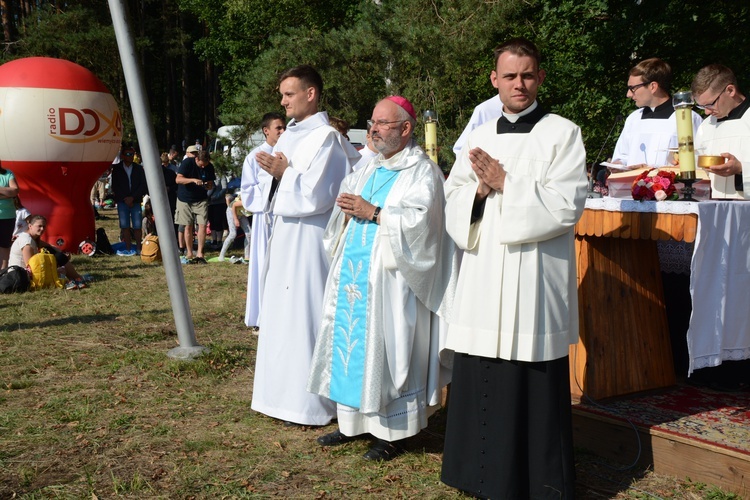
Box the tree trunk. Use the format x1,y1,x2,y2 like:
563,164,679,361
0,0,12,46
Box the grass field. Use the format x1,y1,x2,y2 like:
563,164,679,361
0,212,740,499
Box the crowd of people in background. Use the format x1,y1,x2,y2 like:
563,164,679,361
82,140,250,264
0,136,252,290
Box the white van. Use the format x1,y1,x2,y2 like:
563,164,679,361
210,125,266,167
348,128,367,149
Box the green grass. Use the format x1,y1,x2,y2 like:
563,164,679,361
0,214,743,499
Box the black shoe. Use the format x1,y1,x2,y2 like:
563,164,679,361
317,428,355,446
363,439,404,461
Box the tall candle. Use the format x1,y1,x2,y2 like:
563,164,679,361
675,105,696,179
423,110,438,164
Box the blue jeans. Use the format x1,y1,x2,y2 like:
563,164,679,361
117,202,143,229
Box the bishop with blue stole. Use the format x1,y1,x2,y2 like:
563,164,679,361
308,97,457,461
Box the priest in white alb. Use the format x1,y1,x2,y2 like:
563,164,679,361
308,96,457,461
251,65,360,426
240,112,285,327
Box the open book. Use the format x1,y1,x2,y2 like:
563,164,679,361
608,166,709,181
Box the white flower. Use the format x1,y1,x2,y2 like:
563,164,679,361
647,169,660,178
646,182,654,189
344,283,362,303
654,190,667,201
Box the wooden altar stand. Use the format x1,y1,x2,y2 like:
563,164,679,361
570,208,698,401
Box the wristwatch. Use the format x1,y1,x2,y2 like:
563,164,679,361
371,206,381,223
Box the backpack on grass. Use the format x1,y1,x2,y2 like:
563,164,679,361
141,234,161,263
0,265,30,293
27,249,64,290
96,227,114,255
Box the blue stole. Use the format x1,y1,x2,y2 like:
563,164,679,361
329,166,401,408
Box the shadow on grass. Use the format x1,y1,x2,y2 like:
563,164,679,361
95,271,144,281
5,306,174,330
409,408,447,454
8,313,119,330
574,451,652,499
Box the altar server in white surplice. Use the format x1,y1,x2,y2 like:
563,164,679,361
240,112,286,327
692,64,750,199
440,38,587,499
251,65,360,426
612,58,702,169
452,95,503,156
308,96,458,461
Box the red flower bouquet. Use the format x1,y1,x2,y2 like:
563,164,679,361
631,168,679,201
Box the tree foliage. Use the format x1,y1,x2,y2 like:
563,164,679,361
1,0,748,172
1,0,210,149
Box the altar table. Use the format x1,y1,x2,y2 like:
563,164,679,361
571,198,750,400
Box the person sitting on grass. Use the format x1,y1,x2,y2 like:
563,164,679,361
142,198,157,236
8,214,88,290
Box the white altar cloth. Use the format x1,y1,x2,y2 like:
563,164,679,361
583,198,750,375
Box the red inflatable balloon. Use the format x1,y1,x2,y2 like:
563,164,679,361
0,57,121,252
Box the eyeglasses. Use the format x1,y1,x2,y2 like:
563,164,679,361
367,119,405,131
123,152,134,157
626,82,648,93
695,85,728,111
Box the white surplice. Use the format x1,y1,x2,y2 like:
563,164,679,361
694,104,750,199
612,105,702,167
251,112,360,425
308,141,457,441
240,141,273,327
444,104,588,362
452,95,504,155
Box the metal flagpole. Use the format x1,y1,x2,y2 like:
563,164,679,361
107,0,207,359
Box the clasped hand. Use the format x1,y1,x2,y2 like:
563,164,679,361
469,147,506,198
256,151,289,179
337,193,376,221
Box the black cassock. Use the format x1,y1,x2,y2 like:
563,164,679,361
441,354,575,499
